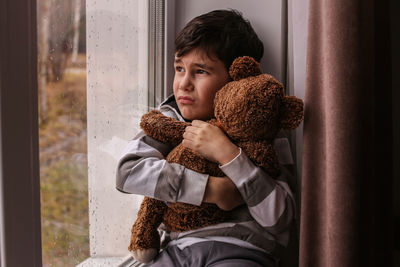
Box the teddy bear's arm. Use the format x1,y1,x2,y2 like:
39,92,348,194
129,197,167,252
140,110,190,146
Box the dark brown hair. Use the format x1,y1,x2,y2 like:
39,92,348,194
175,9,264,70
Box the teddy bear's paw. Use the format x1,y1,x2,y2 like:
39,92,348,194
131,248,158,263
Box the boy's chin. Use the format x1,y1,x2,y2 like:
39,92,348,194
179,108,195,121
181,112,195,121
180,110,212,121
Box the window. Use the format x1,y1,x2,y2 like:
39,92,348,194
0,0,160,266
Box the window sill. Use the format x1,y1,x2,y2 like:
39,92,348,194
77,255,147,267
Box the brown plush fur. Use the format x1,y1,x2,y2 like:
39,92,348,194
129,56,304,257
129,197,166,251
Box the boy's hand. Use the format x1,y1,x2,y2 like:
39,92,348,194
203,176,244,211
182,120,240,165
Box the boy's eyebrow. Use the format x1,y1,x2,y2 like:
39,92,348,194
174,58,214,71
174,58,183,64
194,63,214,71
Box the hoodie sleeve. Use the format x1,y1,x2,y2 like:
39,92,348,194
116,102,209,206
219,138,296,235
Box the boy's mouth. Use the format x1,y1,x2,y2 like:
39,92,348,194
177,96,195,104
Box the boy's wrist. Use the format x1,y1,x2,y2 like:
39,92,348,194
203,176,221,204
217,144,240,165
203,176,244,211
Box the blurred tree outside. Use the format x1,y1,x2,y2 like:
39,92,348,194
72,0,82,63
37,0,89,266
38,0,86,123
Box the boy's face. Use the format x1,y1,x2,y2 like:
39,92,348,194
173,48,230,120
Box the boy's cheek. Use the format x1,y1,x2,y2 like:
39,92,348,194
172,78,180,92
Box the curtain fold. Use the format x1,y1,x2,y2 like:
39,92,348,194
300,0,393,266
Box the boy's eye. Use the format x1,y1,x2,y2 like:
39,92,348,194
175,66,184,72
196,69,208,74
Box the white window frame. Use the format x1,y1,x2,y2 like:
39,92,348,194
81,0,174,265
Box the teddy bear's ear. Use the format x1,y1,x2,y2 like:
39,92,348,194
280,96,304,130
229,56,262,81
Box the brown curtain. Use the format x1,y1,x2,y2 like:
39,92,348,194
300,0,393,266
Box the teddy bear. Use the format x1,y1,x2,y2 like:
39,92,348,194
128,56,304,263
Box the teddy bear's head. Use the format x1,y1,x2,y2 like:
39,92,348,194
214,56,303,142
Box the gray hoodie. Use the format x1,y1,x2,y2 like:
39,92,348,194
116,95,296,257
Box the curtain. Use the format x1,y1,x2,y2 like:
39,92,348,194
299,0,393,266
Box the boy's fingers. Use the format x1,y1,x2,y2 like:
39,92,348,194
185,125,204,134
182,131,196,141
182,139,193,149
191,120,208,127
185,126,197,134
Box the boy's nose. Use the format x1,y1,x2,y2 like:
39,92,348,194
180,75,194,91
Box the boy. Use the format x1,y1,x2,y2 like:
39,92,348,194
117,9,295,267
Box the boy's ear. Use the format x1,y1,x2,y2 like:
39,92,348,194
280,96,304,130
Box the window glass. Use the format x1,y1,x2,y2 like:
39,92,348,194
37,0,89,265
38,0,150,264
